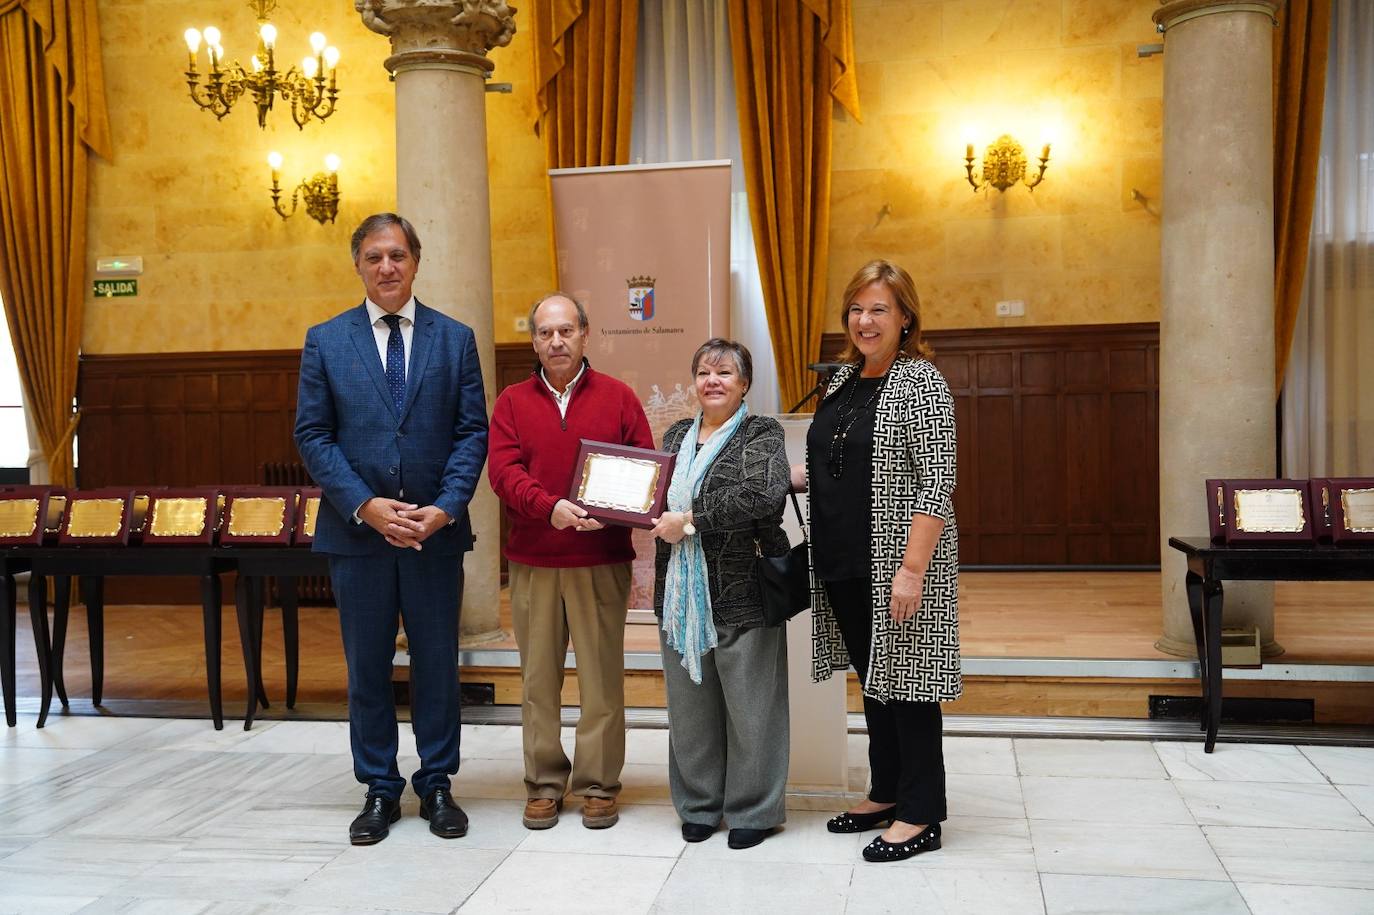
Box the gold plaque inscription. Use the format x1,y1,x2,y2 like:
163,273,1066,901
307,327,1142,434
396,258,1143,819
67,498,126,537
1233,489,1305,533
150,498,208,537
1340,488,1374,534
44,495,67,532
227,497,287,536
302,496,320,537
577,454,661,514
0,499,40,538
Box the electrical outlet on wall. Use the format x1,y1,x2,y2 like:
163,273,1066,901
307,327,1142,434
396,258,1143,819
995,299,1026,318
515,316,529,332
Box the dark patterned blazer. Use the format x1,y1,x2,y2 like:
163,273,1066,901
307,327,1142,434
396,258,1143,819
653,414,791,629
807,355,962,703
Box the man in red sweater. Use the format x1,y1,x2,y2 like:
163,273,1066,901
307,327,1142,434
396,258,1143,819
488,292,653,831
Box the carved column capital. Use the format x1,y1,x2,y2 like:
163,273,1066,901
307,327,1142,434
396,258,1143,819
355,0,517,74
1153,0,1280,34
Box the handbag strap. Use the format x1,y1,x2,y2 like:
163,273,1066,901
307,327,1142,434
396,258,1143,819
787,489,808,542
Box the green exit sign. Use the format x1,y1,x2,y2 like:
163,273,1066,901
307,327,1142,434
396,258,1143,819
93,279,137,297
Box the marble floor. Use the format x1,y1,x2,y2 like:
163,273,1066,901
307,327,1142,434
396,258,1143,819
2,716,1373,914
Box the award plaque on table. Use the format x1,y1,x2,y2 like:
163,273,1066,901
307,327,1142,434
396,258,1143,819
293,488,323,546
569,440,676,529
219,488,298,545
1208,479,1314,544
142,489,221,545
1313,478,1374,544
0,486,65,546
59,489,136,545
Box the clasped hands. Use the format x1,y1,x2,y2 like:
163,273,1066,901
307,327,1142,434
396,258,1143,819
360,498,449,550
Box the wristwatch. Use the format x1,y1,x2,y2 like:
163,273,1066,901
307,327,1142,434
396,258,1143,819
682,516,696,536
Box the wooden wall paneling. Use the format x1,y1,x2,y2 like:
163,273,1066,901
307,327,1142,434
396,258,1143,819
822,323,1160,566
75,327,1159,604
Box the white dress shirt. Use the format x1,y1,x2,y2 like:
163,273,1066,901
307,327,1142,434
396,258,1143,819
365,297,416,379
353,297,416,523
540,361,586,418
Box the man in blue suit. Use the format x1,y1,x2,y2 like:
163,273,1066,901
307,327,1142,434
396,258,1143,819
295,213,489,845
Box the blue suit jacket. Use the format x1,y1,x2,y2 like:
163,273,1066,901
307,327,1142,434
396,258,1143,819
293,301,489,556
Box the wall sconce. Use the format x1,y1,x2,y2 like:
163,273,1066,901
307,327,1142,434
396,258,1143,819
268,152,340,224
964,134,1051,193
183,0,340,129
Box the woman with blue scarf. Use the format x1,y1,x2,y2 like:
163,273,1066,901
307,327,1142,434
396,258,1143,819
651,338,791,850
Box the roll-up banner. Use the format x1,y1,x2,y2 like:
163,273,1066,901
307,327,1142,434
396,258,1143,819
549,160,732,613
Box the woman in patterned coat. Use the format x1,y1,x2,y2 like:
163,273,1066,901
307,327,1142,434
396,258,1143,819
652,338,792,850
793,260,960,863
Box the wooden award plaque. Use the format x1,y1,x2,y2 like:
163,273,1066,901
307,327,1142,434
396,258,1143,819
569,440,676,530
1322,477,1374,544
220,488,298,545
0,486,65,546
143,489,221,545
293,488,323,546
59,489,136,545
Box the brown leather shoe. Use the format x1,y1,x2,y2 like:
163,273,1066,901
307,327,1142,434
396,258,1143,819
582,795,619,829
523,797,562,830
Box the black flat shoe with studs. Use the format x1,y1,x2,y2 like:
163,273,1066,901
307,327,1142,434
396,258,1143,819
826,806,896,834
861,823,941,862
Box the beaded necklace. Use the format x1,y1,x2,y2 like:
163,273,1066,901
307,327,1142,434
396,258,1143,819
826,369,888,479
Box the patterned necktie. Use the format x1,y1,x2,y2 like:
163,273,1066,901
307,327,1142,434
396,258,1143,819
381,314,405,413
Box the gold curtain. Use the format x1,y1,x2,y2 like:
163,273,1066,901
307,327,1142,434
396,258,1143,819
0,0,111,485
1273,0,1330,394
728,0,859,411
530,0,639,168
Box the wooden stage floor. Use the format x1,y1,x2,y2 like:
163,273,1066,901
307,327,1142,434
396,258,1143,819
9,572,1372,716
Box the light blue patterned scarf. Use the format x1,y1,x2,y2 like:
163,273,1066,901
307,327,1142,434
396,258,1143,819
661,403,749,683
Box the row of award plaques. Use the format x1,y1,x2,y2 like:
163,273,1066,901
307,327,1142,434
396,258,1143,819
1208,477,1374,545
0,486,322,547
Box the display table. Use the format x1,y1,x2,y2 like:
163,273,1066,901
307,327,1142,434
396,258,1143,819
0,545,329,730
1167,536,1374,752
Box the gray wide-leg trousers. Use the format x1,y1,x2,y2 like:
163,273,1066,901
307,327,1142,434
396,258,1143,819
659,621,789,830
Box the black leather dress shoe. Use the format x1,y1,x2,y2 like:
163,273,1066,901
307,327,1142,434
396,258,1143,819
681,822,715,843
826,806,896,834
861,823,941,862
420,787,469,839
350,794,401,845
727,827,772,849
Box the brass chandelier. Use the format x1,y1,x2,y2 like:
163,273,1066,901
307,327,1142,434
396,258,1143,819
183,0,340,129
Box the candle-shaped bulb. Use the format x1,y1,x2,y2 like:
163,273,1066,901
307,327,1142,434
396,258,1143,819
324,154,341,174
965,143,974,159
268,151,284,172
251,55,263,73
1040,143,1051,160
324,46,340,71
184,28,202,53
203,26,221,47
302,56,318,79
259,22,277,48
309,32,326,54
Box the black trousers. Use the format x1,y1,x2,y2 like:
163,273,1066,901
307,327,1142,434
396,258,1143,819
824,578,947,825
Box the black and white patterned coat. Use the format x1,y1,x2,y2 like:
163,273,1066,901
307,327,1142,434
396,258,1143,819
808,355,962,703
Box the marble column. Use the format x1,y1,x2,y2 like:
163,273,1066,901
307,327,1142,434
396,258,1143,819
356,0,515,645
1153,0,1282,658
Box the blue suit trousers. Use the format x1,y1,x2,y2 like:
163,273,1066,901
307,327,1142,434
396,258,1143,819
330,550,463,800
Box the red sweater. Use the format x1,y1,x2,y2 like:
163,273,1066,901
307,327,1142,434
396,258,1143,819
489,366,654,568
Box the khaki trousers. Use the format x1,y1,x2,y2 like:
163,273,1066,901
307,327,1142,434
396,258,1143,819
509,561,631,800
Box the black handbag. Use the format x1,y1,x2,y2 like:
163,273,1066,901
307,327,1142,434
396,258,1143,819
755,490,812,626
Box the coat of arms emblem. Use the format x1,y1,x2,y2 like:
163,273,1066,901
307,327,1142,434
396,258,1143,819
627,275,656,322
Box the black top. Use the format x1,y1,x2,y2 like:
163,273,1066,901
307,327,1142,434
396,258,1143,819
807,373,882,581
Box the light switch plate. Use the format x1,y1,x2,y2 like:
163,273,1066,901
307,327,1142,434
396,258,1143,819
995,299,1025,317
